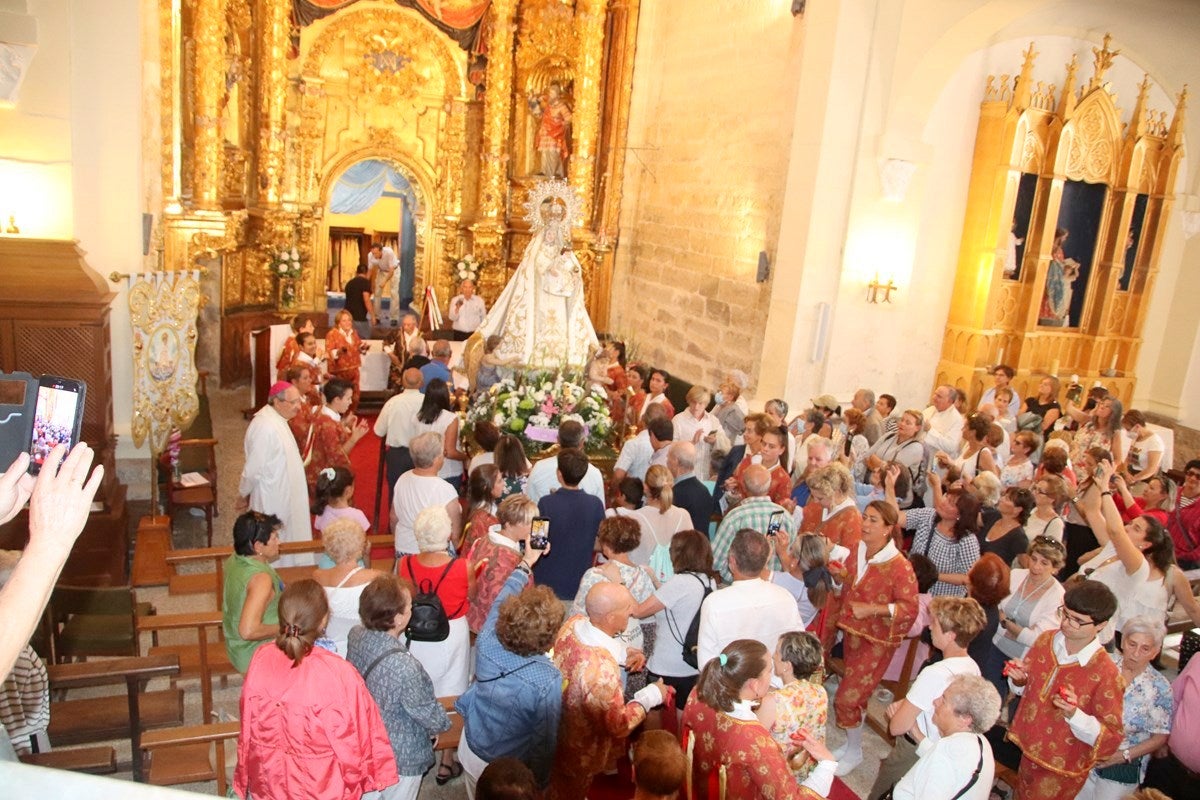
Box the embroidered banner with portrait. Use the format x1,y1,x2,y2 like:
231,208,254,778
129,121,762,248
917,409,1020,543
127,271,202,454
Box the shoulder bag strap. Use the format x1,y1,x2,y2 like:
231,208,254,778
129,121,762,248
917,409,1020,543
432,558,465,618
362,646,406,680
948,736,986,800
476,660,537,683
334,565,364,589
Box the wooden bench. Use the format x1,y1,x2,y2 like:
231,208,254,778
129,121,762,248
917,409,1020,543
165,535,397,608
19,745,117,775
137,610,229,721
141,721,241,795
434,696,463,752
45,654,182,781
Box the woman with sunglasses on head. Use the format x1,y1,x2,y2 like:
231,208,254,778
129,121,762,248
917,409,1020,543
982,536,1066,702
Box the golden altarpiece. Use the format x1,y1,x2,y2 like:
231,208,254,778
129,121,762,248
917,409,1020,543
936,36,1186,408
155,0,639,385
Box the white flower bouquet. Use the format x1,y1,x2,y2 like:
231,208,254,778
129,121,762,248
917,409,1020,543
464,370,614,456
272,247,303,279
454,253,481,283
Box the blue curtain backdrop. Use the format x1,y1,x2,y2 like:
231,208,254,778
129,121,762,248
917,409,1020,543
331,160,417,305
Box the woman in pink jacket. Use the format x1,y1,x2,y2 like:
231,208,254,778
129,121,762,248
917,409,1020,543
234,579,398,800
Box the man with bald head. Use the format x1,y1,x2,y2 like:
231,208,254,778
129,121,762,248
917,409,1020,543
696,528,802,668
710,464,796,583
923,384,964,454
791,435,834,508
548,582,666,800
374,367,425,493
237,382,312,566
667,441,716,531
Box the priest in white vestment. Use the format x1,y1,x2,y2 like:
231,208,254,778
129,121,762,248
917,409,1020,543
236,382,313,567
476,182,598,368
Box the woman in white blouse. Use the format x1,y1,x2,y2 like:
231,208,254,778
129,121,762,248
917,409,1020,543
631,466,692,581
982,535,1065,700
672,386,719,481
1118,409,1164,486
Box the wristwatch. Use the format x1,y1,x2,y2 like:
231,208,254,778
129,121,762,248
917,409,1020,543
1122,748,1131,763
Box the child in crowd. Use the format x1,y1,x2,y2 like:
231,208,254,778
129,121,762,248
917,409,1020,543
757,631,828,781
312,467,370,568
476,335,518,394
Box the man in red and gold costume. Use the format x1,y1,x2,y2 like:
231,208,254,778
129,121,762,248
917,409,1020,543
1004,579,1124,800
547,581,666,799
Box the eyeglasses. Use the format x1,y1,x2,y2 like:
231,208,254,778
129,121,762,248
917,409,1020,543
1057,606,1097,628
1186,471,1200,481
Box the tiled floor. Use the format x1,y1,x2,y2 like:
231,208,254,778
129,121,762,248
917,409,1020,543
94,387,892,798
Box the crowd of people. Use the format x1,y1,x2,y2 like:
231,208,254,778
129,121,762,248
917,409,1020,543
5,347,1200,800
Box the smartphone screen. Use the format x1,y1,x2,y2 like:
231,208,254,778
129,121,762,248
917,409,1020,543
530,516,550,550
29,376,86,474
766,511,784,538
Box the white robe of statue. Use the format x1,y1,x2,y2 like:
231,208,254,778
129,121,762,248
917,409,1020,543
476,212,598,369
238,404,313,567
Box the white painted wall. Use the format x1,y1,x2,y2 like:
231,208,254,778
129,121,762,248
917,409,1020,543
67,0,144,460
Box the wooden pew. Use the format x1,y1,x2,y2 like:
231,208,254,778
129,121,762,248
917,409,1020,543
138,611,228,722
141,721,241,795
434,696,463,752
165,535,397,608
19,746,117,775
45,654,182,781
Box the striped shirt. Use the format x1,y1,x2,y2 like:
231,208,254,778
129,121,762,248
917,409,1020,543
1,645,49,754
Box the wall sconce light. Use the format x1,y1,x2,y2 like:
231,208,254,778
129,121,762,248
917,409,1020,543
867,273,897,303
792,0,806,16
4,215,18,235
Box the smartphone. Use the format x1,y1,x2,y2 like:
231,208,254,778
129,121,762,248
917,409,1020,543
766,511,785,538
28,375,86,474
530,516,550,550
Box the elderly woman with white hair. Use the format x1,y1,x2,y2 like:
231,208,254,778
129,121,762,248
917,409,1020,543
311,518,386,656
890,674,1001,800
398,505,475,783
1076,616,1173,800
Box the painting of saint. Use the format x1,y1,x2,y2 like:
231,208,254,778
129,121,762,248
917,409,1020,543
149,327,180,382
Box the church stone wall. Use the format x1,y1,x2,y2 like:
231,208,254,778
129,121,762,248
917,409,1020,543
610,2,804,390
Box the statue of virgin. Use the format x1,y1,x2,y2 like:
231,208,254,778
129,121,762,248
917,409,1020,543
474,180,599,369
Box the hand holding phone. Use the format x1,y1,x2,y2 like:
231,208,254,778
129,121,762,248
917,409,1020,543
530,516,550,550
28,376,86,475
766,511,785,538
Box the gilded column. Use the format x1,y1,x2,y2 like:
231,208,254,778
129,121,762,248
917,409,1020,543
161,0,183,210
471,0,517,288
570,0,607,228
475,0,517,228
191,0,224,210
257,0,289,208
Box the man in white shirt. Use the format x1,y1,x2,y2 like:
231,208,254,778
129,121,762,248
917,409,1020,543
612,410,673,486
448,279,487,341
923,385,964,455
367,243,397,325
696,528,802,669
373,367,424,495
525,420,606,504
866,596,987,790
392,431,462,556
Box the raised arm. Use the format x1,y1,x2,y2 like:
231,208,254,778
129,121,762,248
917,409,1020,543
1087,459,1145,577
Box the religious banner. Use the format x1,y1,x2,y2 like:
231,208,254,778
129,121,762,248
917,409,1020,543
127,271,202,454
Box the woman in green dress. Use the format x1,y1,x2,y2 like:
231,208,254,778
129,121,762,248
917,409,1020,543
223,511,285,673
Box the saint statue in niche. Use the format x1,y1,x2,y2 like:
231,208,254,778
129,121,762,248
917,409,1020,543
475,179,598,368
528,82,573,178
1038,227,1081,327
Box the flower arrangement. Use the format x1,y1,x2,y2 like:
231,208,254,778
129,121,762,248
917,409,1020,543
272,247,303,279
454,253,481,283
465,370,615,456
